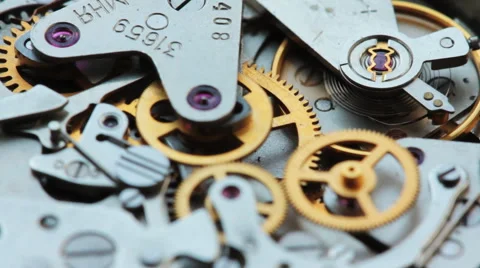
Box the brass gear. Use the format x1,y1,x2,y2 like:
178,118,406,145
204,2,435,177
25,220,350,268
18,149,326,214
0,16,39,93
242,63,321,146
136,74,273,166
175,163,287,233
284,130,420,232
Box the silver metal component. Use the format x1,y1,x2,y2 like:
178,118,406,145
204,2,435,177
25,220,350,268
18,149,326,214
30,0,243,124
428,201,480,268
30,104,129,189
20,71,145,149
351,138,473,268
402,78,455,113
119,188,145,210
115,146,171,188
257,0,469,113
255,0,398,71
139,210,219,265
0,196,219,267
277,17,478,137
62,232,116,268
0,85,68,124
279,232,328,259
210,177,346,268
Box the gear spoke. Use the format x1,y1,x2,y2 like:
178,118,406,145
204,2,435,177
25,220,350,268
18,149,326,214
154,122,178,138
175,163,288,234
362,146,389,167
357,192,380,217
272,113,296,128
284,130,419,232
298,169,331,183
243,92,255,103
257,202,275,215
212,170,228,180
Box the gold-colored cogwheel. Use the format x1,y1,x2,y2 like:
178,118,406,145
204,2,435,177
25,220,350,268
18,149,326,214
175,163,288,233
242,63,321,147
0,16,39,93
136,74,273,166
284,130,420,232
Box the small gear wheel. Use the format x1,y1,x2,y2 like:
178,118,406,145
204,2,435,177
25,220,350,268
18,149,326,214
0,16,39,92
284,130,420,232
175,163,288,233
136,74,273,166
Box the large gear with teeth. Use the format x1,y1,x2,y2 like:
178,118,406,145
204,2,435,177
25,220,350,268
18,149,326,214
242,63,321,147
136,74,274,166
284,130,420,232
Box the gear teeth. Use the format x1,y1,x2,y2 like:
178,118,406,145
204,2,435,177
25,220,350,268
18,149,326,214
10,28,22,37
242,62,322,169
0,17,38,93
20,21,30,29
3,36,15,45
284,130,420,232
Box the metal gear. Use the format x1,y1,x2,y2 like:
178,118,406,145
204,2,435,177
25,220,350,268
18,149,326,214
0,16,38,92
175,163,288,234
136,74,273,166
284,130,420,232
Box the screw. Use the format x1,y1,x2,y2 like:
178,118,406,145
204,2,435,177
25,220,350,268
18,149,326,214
40,215,58,229
434,165,466,188
119,188,145,210
315,98,334,112
440,37,454,49
62,232,115,268
168,0,206,11
65,161,91,179
45,22,80,48
433,99,444,107
187,85,222,111
423,92,434,101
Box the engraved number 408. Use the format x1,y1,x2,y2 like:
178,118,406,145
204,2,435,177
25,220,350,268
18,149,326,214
212,2,232,41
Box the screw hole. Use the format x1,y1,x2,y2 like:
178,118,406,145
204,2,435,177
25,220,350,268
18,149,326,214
40,215,58,229
102,115,119,128
408,147,425,165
